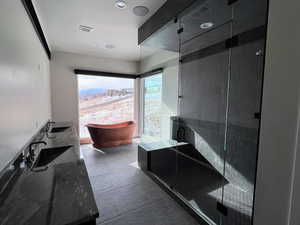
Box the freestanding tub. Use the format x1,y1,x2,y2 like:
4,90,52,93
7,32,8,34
86,121,136,149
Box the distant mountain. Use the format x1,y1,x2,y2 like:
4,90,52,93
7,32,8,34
79,88,107,96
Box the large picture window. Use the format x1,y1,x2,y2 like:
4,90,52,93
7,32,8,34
78,75,134,140
142,73,163,137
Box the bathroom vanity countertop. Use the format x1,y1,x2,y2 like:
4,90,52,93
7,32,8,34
0,122,99,225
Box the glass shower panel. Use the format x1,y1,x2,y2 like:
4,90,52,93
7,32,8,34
150,146,177,187
174,17,233,223
222,39,265,225
232,0,269,35
139,17,180,188
179,0,233,44
176,50,229,225
140,20,180,53
220,0,268,223
139,18,180,142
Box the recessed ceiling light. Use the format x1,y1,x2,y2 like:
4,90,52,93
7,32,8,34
133,6,149,16
200,22,214,29
105,44,115,49
79,25,94,32
115,0,127,9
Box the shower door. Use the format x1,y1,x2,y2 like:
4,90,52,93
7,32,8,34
174,1,233,223
174,0,268,224
221,0,268,224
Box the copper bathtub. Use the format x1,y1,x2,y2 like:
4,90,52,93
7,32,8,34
86,121,136,149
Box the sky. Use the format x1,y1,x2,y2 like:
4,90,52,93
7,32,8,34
78,75,134,91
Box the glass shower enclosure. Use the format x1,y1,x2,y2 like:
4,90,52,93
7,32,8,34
139,0,268,224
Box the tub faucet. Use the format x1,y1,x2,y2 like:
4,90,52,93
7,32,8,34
29,141,47,160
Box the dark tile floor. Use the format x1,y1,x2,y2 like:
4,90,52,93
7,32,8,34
81,141,200,225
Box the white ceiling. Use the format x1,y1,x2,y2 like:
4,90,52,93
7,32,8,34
33,0,167,61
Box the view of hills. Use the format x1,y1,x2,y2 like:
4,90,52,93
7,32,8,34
79,88,107,97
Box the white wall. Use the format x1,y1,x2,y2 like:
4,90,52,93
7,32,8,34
0,0,51,171
140,50,179,139
254,0,300,224
50,51,139,131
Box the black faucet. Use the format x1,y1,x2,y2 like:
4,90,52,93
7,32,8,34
29,141,47,160
46,121,55,132
45,121,57,139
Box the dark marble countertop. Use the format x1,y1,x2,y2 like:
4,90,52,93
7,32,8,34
0,122,99,225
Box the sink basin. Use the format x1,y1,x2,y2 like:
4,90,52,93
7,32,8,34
34,146,72,167
50,126,70,133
